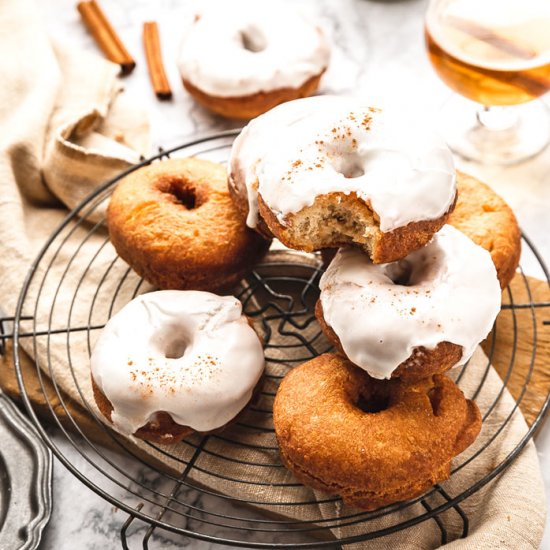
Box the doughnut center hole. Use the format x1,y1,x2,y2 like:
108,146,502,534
240,27,267,53
162,177,207,210
356,392,390,414
386,260,414,286
171,185,196,210
164,339,188,360
331,153,365,179
428,387,442,416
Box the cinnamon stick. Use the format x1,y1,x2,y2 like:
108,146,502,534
143,21,173,100
77,0,136,75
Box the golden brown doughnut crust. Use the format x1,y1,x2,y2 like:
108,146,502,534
315,301,463,382
107,158,271,292
273,354,481,511
449,171,521,289
182,72,324,120
257,191,457,264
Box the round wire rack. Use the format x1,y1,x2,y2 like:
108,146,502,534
9,130,550,548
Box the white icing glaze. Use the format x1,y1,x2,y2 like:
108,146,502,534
177,0,330,98
230,96,456,232
320,225,502,379
230,96,331,227
90,291,264,435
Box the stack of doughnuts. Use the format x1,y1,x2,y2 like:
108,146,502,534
94,157,272,442
92,92,521,512
230,95,521,510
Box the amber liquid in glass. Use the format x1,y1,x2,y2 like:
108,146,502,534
425,13,550,106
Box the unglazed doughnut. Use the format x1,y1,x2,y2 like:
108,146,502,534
317,225,501,381
229,96,457,263
449,171,521,289
107,158,270,292
273,354,481,511
91,291,265,444
178,0,330,119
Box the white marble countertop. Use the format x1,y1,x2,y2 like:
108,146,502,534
32,0,550,548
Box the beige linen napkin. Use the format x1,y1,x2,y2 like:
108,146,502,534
0,0,149,310
0,0,546,548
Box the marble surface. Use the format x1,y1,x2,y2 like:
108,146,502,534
29,0,550,548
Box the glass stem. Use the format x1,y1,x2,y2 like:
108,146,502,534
476,105,519,132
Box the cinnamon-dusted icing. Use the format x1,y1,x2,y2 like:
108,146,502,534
177,0,330,99
319,225,501,379
230,96,326,229
91,291,264,437
229,96,456,232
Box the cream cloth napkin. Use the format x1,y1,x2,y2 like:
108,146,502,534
0,0,149,308
0,0,546,548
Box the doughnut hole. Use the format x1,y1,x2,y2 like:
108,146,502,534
164,338,188,359
356,386,391,414
330,152,366,179
385,260,414,286
239,26,267,53
428,385,444,416
156,175,209,210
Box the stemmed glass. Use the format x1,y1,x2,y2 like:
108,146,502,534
425,0,550,165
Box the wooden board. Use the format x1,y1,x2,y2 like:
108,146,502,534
1,275,549,456
481,275,550,427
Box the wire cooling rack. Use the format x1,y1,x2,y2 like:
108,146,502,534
3,130,550,548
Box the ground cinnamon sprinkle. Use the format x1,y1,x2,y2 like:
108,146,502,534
362,114,372,129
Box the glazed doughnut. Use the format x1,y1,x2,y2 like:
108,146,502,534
449,171,521,289
107,158,270,292
91,291,265,444
273,354,481,511
229,96,457,263
317,225,501,381
320,170,522,288
178,0,330,119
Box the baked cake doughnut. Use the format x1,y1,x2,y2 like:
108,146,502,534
317,225,501,381
273,354,481,511
450,171,521,289
108,157,270,292
91,291,265,444
177,0,330,119
229,96,457,263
